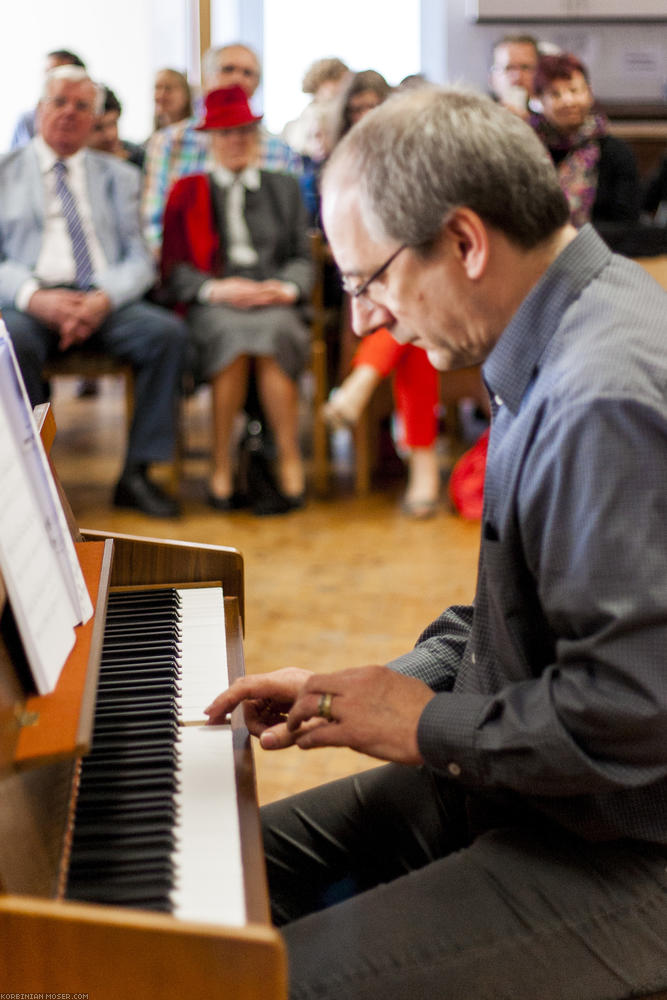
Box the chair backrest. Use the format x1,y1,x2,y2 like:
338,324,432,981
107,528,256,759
633,253,667,291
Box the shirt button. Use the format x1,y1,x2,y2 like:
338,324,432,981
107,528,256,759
448,762,462,777
494,394,503,408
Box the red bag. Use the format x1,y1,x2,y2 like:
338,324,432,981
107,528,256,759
448,428,489,520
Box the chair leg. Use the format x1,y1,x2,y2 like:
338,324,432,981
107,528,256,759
354,411,372,497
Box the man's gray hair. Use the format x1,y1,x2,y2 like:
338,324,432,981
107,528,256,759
201,43,260,87
323,85,569,251
41,65,104,114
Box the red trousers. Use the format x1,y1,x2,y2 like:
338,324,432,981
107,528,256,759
353,328,438,448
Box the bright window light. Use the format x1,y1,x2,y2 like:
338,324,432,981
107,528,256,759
262,0,421,136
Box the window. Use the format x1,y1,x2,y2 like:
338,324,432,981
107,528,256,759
262,0,421,135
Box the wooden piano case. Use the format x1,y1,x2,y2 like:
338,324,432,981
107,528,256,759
0,406,287,999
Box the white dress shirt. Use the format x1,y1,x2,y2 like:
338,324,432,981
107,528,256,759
16,136,108,311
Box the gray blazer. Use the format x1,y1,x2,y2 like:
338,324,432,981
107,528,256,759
167,170,314,306
0,141,155,310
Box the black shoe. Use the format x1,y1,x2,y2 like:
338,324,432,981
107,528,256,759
206,490,248,512
113,470,180,518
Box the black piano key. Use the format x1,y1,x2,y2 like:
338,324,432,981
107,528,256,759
66,585,194,914
100,638,181,653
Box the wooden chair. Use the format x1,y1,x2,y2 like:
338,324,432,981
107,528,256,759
307,230,336,497
43,350,182,493
350,364,490,497
167,231,336,498
633,253,667,290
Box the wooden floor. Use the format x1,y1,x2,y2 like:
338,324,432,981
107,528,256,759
50,376,482,807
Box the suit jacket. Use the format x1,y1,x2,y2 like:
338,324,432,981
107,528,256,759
0,140,155,310
161,170,313,306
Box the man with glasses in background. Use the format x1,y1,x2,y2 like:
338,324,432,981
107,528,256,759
489,32,540,119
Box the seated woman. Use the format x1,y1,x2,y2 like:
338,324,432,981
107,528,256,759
161,85,314,511
530,53,640,237
152,68,193,134
323,71,441,518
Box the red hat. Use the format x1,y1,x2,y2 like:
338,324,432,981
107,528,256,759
195,85,263,131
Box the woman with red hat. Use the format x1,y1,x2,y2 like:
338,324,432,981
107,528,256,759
161,85,314,512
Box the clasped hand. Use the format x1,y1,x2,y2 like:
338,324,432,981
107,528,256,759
28,288,112,350
206,277,297,309
204,664,435,766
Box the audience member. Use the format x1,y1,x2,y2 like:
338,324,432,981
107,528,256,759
331,69,392,145
398,72,431,91
142,43,301,256
160,86,313,515
530,53,641,243
10,49,86,149
152,68,193,132
206,83,667,1000
324,70,441,518
488,33,539,118
292,100,338,229
282,57,350,155
302,57,351,104
0,66,187,518
88,85,145,168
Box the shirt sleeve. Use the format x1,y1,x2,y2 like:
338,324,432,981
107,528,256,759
388,603,473,691
416,396,667,801
141,129,171,256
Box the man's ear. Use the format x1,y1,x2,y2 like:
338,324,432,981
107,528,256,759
443,208,489,280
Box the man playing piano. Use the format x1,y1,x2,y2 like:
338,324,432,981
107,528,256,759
206,86,667,999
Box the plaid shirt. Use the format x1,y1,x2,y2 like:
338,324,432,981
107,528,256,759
141,117,302,254
390,226,667,844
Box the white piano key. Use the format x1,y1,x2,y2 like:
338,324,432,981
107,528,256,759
176,587,229,723
171,724,246,925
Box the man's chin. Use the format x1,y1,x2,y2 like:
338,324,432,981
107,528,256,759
426,347,457,371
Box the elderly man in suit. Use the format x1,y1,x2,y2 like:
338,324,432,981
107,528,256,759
0,65,187,518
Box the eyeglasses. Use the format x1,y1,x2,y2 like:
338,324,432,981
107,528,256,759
494,63,537,74
219,64,259,79
341,244,408,300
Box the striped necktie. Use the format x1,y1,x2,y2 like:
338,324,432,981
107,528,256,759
53,160,94,289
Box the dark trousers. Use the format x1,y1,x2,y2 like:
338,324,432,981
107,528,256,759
3,301,188,467
261,764,667,1000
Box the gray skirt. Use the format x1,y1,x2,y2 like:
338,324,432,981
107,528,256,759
187,302,311,384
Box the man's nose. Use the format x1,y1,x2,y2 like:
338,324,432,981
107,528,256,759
350,295,393,338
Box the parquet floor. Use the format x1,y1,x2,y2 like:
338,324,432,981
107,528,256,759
50,376,482,806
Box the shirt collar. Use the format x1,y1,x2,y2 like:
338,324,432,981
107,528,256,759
34,135,87,175
482,225,612,415
212,164,260,191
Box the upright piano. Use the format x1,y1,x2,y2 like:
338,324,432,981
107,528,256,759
0,406,286,999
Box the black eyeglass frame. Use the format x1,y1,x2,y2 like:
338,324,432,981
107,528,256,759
341,243,408,300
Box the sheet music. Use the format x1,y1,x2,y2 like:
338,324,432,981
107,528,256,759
0,320,92,693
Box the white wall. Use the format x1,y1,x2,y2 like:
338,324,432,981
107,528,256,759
261,0,421,135
1,0,189,149
3,0,666,153
425,0,667,101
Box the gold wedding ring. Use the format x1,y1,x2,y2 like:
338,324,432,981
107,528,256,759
317,691,334,722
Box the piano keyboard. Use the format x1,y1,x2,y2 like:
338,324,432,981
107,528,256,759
66,586,246,926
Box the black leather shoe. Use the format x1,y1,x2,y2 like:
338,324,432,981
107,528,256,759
113,470,180,518
206,491,248,512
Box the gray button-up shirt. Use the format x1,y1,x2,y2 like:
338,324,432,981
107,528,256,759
391,226,667,844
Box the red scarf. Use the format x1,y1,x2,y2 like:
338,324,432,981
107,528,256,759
160,174,221,287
